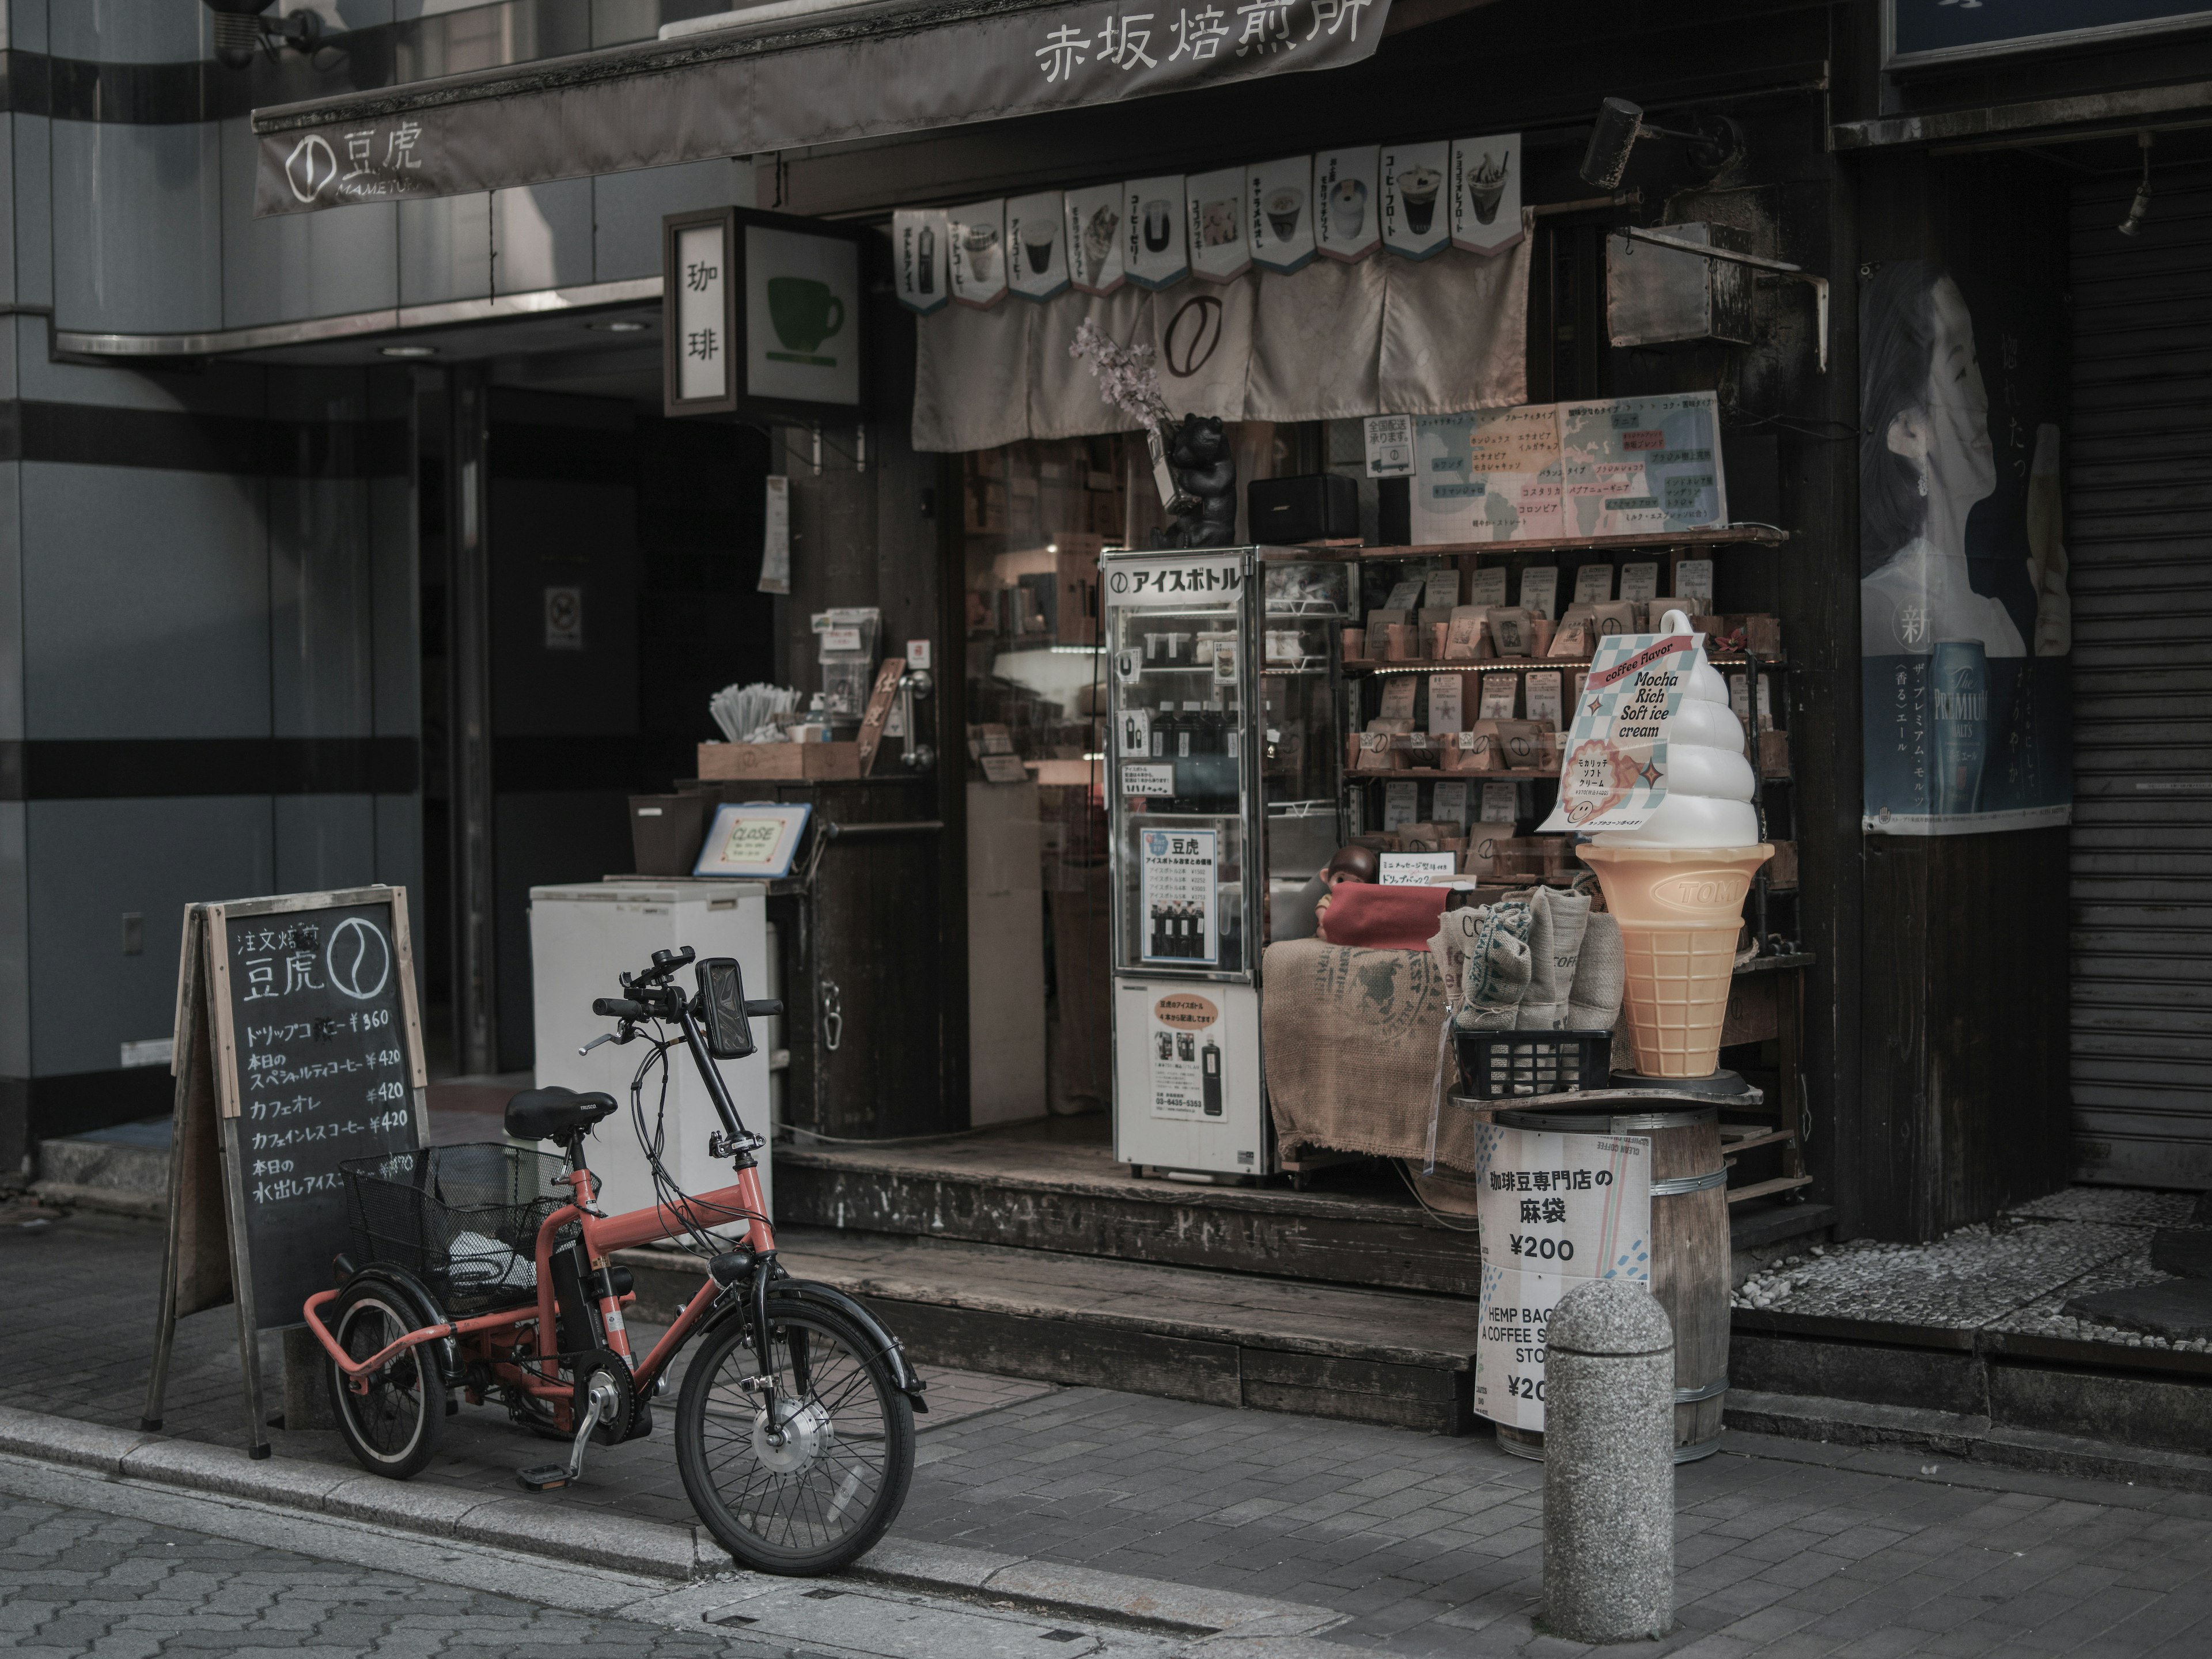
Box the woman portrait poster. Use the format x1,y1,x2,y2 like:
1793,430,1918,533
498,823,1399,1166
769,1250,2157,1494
1860,260,2072,833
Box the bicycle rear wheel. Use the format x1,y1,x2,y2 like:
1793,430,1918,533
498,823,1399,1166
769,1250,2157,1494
325,1279,446,1479
675,1295,914,1575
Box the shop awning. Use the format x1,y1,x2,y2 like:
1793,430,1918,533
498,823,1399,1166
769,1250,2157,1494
252,0,1399,217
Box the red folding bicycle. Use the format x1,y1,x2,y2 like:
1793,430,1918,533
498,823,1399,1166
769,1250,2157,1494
304,947,923,1575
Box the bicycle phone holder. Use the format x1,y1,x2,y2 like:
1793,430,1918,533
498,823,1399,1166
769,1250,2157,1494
696,957,784,1060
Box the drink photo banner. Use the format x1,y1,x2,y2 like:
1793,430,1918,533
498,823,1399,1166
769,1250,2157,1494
254,0,1396,215
949,199,1010,308
913,229,1528,450
1007,191,1070,301
1315,145,1381,262
1126,176,1190,290
893,208,950,315
1066,183,1128,295
1187,166,1253,283
1381,139,1450,261
1248,155,1316,275
1452,132,1524,255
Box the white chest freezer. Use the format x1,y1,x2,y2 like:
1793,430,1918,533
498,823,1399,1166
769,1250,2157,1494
529,879,776,1220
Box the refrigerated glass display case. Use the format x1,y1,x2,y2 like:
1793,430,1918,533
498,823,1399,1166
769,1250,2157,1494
1103,547,1351,1178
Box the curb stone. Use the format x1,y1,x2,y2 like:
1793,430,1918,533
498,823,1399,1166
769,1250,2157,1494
0,1402,1341,1641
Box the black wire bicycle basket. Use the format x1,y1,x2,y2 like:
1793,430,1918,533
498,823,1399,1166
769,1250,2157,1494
340,1142,570,1314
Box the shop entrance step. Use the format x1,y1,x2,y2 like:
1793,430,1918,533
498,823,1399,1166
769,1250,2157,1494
1728,1188,2212,1490
615,1228,1483,1435
774,1124,1484,1297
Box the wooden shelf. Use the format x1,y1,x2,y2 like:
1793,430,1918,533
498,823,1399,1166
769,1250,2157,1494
1343,654,1778,675
1264,524,1789,561
1349,768,1558,781
1726,1174,1816,1205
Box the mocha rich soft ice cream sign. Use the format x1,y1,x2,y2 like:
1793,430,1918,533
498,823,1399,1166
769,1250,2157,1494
894,131,1524,312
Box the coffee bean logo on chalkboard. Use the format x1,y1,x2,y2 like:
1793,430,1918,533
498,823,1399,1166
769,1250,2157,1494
327,917,392,1001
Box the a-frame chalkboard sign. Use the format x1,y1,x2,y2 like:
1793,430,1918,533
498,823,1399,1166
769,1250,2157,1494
142,885,428,1457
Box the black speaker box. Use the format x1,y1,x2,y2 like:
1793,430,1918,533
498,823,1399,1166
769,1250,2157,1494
1248,473,1358,546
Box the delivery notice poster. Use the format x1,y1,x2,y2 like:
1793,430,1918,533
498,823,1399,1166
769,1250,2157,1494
1148,990,1225,1121
1470,1124,1652,1431
1139,828,1218,966
1540,631,1698,834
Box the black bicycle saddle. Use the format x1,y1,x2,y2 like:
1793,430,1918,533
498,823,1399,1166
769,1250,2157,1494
504,1086,620,1143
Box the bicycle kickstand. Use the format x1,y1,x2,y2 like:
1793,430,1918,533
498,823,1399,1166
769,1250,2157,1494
516,1372,622,1493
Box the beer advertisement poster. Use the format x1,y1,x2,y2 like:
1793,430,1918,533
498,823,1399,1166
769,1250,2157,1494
1858,261,2071,835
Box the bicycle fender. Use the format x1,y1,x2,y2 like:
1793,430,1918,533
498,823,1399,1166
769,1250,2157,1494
779,1279,930,1410
700,1280,929,1410
338,1266,465,1385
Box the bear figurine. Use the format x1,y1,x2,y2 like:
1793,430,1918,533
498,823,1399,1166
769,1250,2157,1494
1162,415,1238,549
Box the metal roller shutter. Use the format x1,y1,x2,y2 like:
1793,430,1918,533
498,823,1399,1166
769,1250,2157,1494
2069,159,2212,1188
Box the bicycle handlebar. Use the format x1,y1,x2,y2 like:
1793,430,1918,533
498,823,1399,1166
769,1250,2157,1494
592,997,645,1020
744,999,783,1018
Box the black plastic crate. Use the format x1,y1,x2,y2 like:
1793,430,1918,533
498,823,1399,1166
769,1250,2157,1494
1455,1029,1613,1100
341,1142,570,1313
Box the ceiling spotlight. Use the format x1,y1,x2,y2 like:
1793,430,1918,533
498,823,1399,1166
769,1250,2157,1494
380,344,438,358
1578,96,1744,190
2119,131,2154,237
588,318,650,333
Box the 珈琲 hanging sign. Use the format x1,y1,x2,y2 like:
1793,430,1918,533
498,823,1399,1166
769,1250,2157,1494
892,130,1522,312
253,0,1393,216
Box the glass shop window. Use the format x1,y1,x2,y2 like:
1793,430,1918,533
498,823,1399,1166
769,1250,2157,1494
961,437,1130,1120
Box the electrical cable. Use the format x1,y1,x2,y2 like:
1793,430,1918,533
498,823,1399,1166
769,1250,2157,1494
1392,1158,1485,1233
623,1023,768,1262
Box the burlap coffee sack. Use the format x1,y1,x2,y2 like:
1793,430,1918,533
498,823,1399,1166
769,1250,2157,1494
1452,901,1533,1030
1567,910,1626,1073
1261,939,1488,1173
1520,885,1592,1029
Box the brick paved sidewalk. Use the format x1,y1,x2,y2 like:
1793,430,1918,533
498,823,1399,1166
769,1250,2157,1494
13,1210,2212,1656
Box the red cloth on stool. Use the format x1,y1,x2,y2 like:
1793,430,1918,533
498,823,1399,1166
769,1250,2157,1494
1316,884,1449,951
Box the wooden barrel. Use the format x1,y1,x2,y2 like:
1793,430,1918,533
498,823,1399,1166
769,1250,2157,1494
1488,1101,1730,1463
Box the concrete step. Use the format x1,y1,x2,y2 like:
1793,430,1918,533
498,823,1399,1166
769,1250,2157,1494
1725,1387,2212,1496
1732,1319,2212,1489
616,1226,1483,1435
777,1131,1832,1298
774,1134,1491,1297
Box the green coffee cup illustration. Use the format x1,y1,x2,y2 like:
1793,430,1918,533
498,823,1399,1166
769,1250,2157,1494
767,277,845,359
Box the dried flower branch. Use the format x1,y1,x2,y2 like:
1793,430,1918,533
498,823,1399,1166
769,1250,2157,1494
1070,318,1172,430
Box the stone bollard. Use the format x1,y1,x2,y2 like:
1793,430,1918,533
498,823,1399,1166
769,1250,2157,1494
1540,1278,1675,1643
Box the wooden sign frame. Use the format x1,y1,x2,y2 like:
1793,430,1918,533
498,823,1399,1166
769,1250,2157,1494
142,885,427,1459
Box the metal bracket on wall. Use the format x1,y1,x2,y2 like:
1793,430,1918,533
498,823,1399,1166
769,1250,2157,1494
821,981,844,1053
1612,227,1830,372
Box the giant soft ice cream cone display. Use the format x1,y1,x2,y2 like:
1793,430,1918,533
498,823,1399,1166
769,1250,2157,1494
1575,843,1770,1077
1544,609,1769,1078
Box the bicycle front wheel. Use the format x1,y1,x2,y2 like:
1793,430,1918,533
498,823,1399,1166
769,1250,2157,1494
675,1295,914,1575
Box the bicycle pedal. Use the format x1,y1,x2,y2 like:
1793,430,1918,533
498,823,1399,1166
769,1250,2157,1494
515,1464,572,1493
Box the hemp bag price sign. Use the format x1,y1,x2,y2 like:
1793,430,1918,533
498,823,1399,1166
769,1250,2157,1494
663,206,869,420
143,886,428,1458
1468,1123,1652,1431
